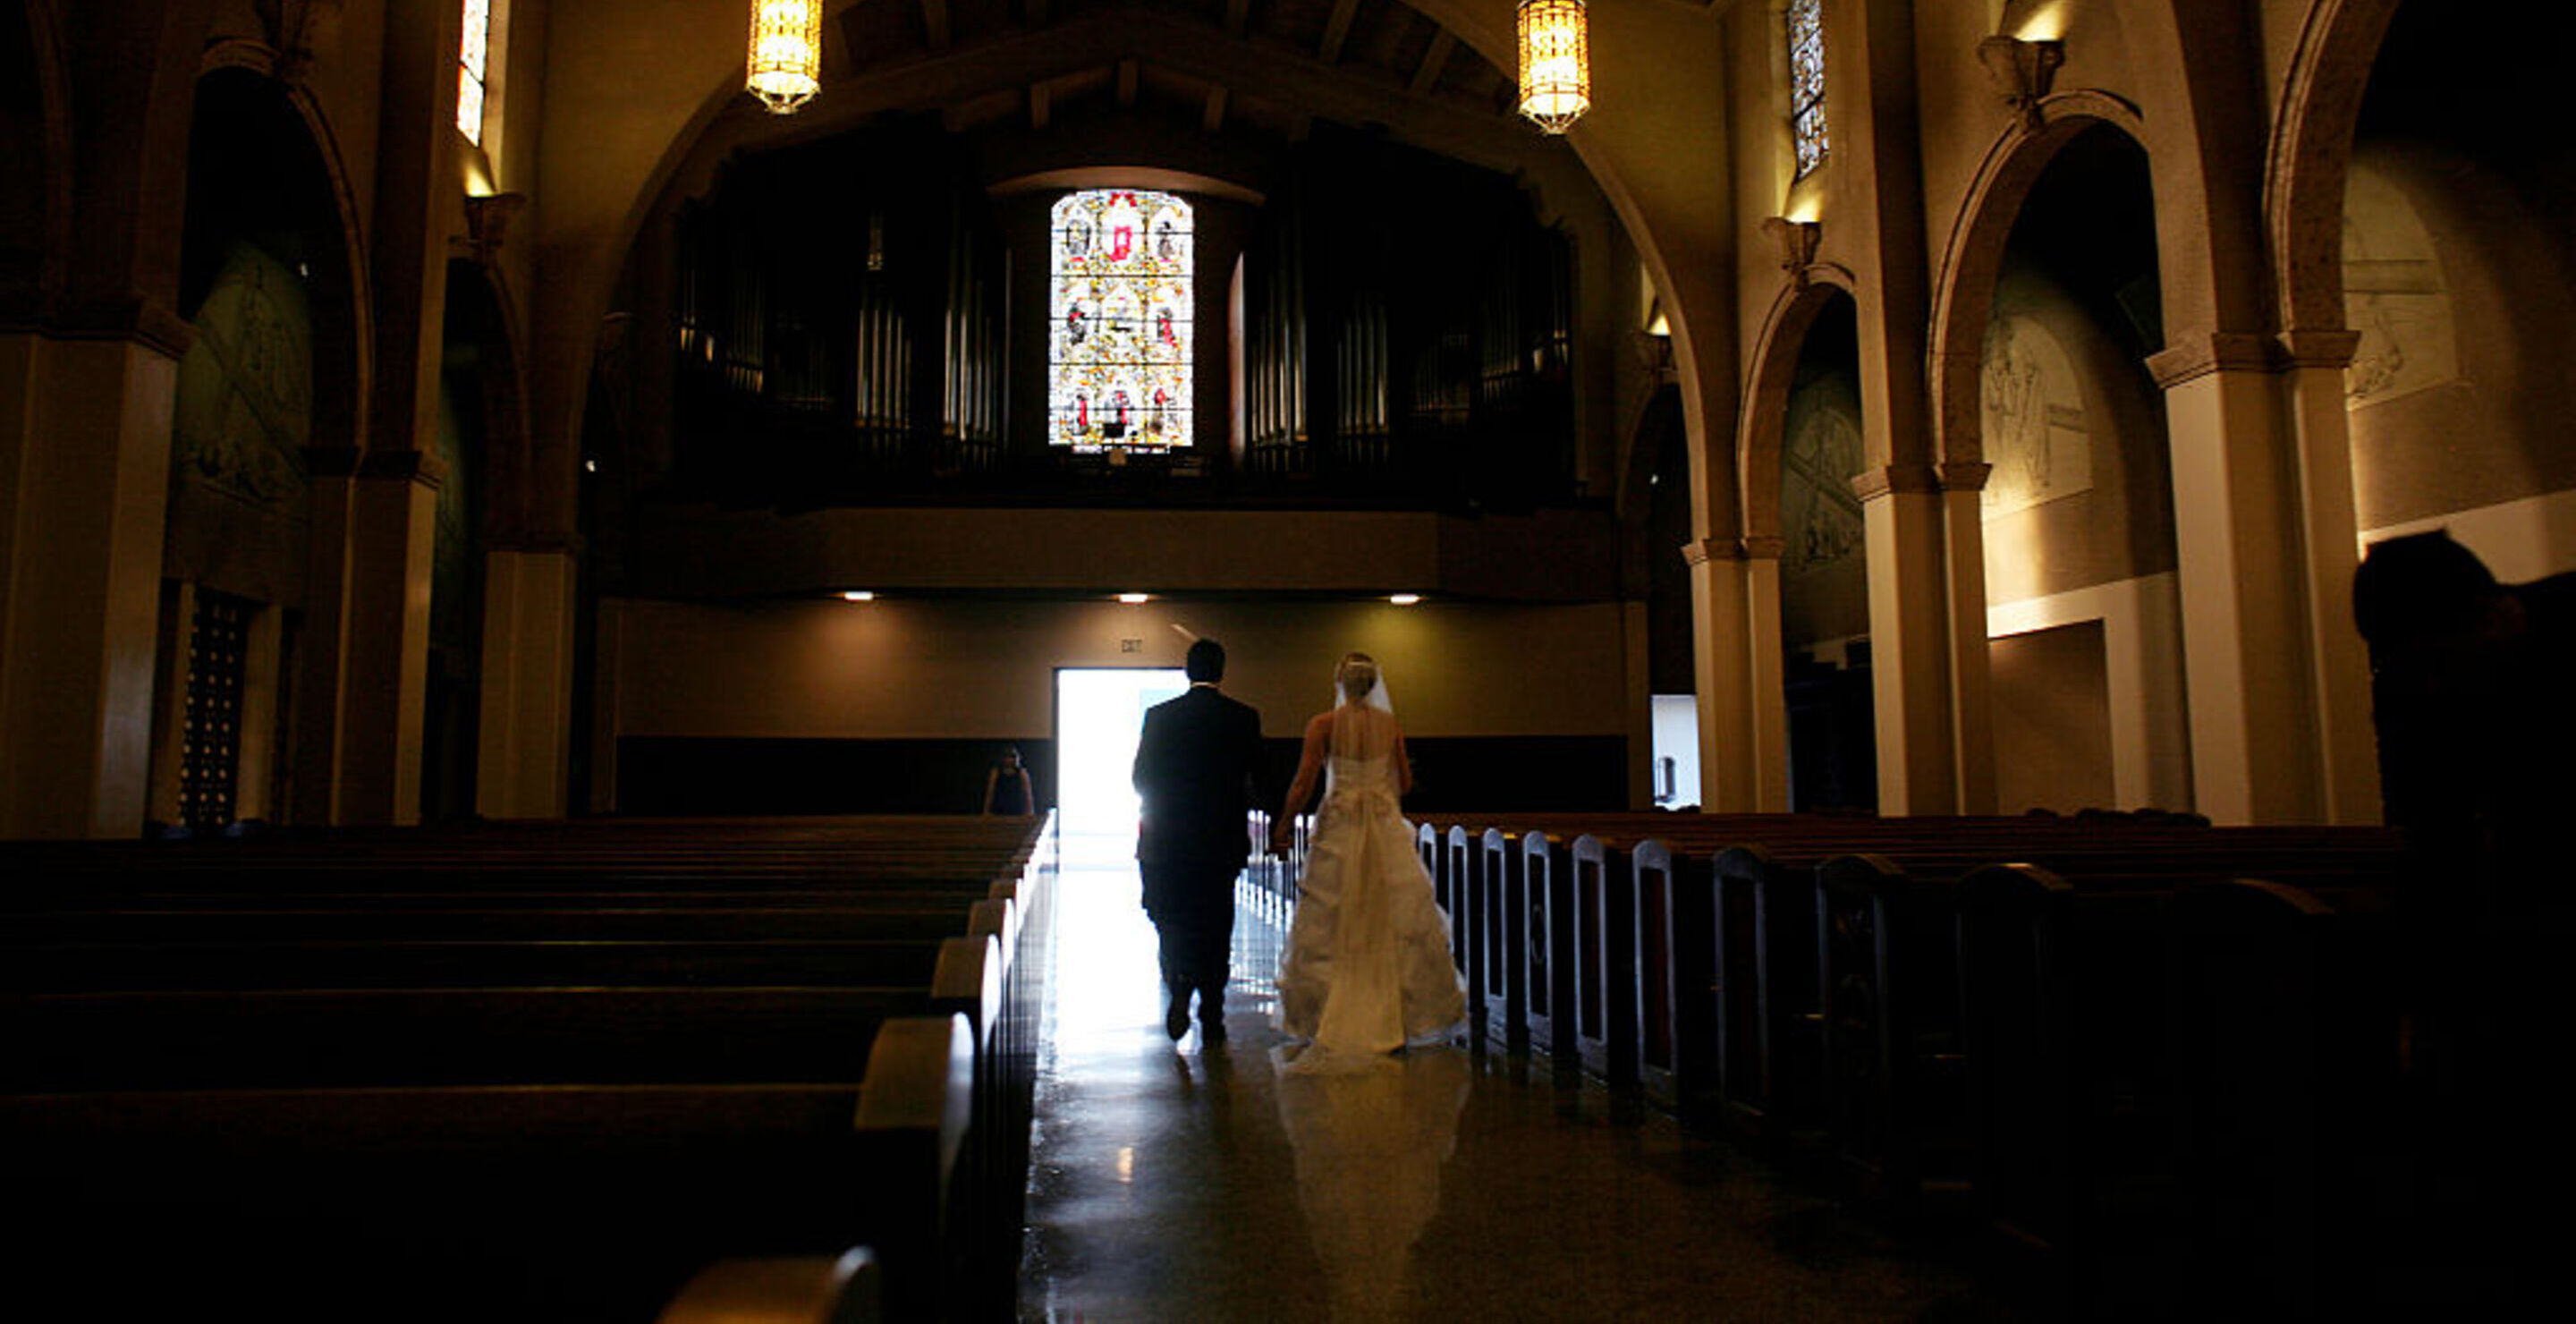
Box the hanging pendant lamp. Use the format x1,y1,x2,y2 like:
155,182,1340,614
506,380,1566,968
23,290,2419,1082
1516,0,1591,134
746,0,822,115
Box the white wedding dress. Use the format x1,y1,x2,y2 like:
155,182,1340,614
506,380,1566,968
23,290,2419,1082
1276,701,1467,1070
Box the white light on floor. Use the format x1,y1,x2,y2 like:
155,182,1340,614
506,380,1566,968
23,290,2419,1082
1117,1146,1135,1184
1388,593,1422,606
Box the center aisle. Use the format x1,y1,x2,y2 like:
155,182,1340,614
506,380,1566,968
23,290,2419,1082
1019,832,2020,1322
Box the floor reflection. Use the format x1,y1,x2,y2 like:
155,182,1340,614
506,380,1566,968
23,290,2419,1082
1275,1048,1470,1320
1023,828,2004,1322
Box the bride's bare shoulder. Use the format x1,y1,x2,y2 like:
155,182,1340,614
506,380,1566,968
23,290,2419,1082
1305,710,1336,736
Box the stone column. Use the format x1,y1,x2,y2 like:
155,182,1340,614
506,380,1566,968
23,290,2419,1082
1685,537,1792,812
1621,598,1654,809
1855,463,1957,814
2148,332,2323,825
476,541,579,819
2279,328,2381,825
321,0,462,826
1940,461,1997,812
291,448,358,826
332,451,441,825
0,329,179,838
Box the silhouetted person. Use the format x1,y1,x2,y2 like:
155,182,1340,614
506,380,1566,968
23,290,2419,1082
2355,531,2576,912
1133,639,1265,1043
2354,530,2576,1296
981,746,1034,817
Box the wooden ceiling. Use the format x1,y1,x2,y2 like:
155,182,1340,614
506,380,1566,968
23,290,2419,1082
784,0,1531,166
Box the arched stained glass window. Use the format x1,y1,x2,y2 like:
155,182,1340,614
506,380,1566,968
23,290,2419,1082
1788,0,1828,178
458,0,492,144
1050,189,1192,451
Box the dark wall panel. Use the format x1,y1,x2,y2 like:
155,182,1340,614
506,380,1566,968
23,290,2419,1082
615,734,1627,817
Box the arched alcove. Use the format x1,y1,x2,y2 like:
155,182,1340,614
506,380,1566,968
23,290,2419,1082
2339,2,2576,581
145,66,360,830
1771,291,1875,811
1973,123,2186,813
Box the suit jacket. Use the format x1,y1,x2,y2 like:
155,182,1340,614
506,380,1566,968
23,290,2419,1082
1132,684,1266,868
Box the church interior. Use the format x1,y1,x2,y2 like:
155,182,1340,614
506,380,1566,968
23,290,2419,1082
5,0,2572,1319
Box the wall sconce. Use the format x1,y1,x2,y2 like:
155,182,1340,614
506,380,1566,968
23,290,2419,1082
1760,216,1822,289
459,191,529,266
1977,35,2063,133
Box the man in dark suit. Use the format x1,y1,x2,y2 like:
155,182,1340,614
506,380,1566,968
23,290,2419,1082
1132,638,1266,1042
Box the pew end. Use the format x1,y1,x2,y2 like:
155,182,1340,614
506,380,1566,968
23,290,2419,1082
658,1249,882,1324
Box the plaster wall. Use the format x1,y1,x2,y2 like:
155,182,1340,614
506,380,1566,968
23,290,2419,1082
1987,616,2115,813
605,596,1631,744
2342,142,2576,533
1978,260,2175,606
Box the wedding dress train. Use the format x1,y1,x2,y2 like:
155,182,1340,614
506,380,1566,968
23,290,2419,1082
1276,711,1466,1070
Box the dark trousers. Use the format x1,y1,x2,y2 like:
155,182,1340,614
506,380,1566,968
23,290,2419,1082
1140,859,1240,1006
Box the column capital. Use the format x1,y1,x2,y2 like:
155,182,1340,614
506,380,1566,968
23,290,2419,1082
1851,463,1942,502
1938,461,1993,493
1681,536,1785,566
356,447,448,488
37,295,195,361
2145,330,2284,388
2277,327,2364,370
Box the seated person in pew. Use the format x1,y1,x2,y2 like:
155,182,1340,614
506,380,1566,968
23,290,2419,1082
2353,530,2576,1277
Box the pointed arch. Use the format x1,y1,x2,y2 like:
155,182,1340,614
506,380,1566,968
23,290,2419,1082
2267,0,2408,337
1737,267,1861,548
1927,91,2148,473
1,0,74,314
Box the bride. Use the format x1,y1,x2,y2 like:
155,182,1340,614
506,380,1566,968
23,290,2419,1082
1267,652,1467,1066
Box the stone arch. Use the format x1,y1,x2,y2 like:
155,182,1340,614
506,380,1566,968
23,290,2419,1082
2268,0,2407,337
1927,91,2149,472
177,64,369,462
1737,267,1861,547
445,258,535,548
1,0,72,310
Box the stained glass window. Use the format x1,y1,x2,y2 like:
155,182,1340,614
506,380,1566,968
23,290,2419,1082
458,0,491,144
1050,190,1192,451
1788,0,1828,179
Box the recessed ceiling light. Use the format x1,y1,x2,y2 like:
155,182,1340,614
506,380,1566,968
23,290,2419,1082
1117,593,1150,605
842,590,876,602
1388,593,1422,606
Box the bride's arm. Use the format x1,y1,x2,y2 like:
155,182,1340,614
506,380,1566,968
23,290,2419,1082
1270,712,1333,851
1392,723,1415,797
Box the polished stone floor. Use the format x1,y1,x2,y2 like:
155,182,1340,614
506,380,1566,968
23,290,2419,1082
1018,835,2023,1322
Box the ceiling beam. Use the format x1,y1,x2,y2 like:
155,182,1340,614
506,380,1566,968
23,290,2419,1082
1030,80,1051,130
923,0,952,54
1408,30,1454,97
1318,0,1360,64
1202,85,1228,133
1115,57,1140,106
703,13,1549,175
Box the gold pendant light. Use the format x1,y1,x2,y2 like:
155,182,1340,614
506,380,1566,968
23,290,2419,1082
746,1,822,115
1516,0,1591,134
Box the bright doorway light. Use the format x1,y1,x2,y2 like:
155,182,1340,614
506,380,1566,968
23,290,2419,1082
1651,694,1703,809
1055,667,1189,857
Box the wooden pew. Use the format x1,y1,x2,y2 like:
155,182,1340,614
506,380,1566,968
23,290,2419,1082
6,1014,979,1322
1477,828,1527,1053
1520,830,1577,1068
0,813,1054,1321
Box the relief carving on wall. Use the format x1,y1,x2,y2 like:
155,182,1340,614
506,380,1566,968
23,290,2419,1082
173,243,312,515
1979,313,2090,518
2342,163,2457,408
1782,388,1864,577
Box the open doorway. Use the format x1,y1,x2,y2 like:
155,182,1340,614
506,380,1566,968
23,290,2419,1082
1055,667,1188,860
